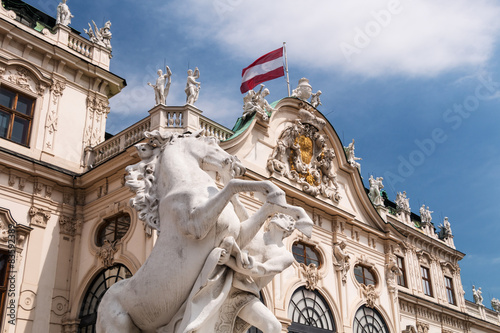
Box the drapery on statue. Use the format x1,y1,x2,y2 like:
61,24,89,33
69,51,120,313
242,84,276,121
185,67,201,105
56,0,73,26
148,66,172,105
96,130,313,333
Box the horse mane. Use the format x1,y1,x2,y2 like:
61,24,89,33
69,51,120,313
125,130,200,233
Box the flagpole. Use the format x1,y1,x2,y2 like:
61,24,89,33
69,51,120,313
283,42,290,97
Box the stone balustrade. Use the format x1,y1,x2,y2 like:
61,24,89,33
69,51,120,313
88,105,233,168
68,35,93,58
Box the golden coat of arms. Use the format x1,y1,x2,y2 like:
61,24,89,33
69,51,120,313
268,106,341,202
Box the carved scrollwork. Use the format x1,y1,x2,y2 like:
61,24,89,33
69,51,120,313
416,321,429,333
267,108,340,202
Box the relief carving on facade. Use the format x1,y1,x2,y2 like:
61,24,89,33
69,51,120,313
83,95,110,148
267,105,340,202
19,290,37,311
332,241,351,284
301,263,320,290
29,206,51,228
59,216,82,236
43,78,66,152
402,326,417,333
416,321,429,333
96,239,118,268
8,67,32,91
360,284,378,308
385,255,403,293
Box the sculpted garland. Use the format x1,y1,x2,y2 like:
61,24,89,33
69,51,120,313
96,130,313,333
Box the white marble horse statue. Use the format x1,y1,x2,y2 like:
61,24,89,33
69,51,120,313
96,130,313,333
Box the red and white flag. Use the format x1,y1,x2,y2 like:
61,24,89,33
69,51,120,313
240,47,285,93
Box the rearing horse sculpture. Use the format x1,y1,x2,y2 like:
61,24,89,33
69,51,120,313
97,130,312,333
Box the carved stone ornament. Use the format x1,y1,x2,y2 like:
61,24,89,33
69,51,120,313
385,255,402,293
59,216,82,236
416,321,429,333
96,239,118,268
8,67,32,91
51,79,66,104
360,284,378,308
301,263,320,290
402,326,417,333
84,20,112,51
29,206,51,228
267,106,341,202
332,241,350,284
395,191,411,213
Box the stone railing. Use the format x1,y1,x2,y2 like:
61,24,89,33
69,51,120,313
92,117,151,166
88,106,234,168
68,35,93,58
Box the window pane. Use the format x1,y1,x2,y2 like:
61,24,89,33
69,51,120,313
11,117,30,145
16,95,33,115
0,111,11,138
0,89,15,108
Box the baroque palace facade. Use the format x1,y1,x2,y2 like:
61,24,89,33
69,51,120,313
0,1,499,332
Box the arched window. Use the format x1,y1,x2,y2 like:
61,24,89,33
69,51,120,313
354,264,376,285
353,305,389,333
292,241,321,267
288,287,336,333
78,264,132,333
96,212,131,246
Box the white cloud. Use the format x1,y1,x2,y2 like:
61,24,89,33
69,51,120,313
166,0,500,78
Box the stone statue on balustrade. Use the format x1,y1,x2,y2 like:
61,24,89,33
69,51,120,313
438,217,452,240
368,175,384,206
185,67,201,105
395,191,410,213
84,20,112,51
242,84,276,122
344,139,362,173
148,66,172,106
419,205,433,224
96,129,313,333
56,0,73,26
492,298,500,312
473,285,484,306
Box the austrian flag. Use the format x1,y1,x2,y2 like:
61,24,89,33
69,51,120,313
240,47,285,93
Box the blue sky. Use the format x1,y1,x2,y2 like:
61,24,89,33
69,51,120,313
24,0,500,305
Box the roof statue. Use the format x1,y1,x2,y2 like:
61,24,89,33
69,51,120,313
473,285,484,306
492,298,500,312
395,191,410,213
368,175,384,206
84,20,112,51
310,90,322,108
96,130,313,333
344,139,362,173
185,67,201,105
292,77,312,100
56,0,73,26
419,205,433,224
242,84,276,121
438,217,452,240
291,78,323,108
148,66,172,106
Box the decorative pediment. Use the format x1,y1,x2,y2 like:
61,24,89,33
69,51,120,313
0,207,31,250
267,104,340,202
